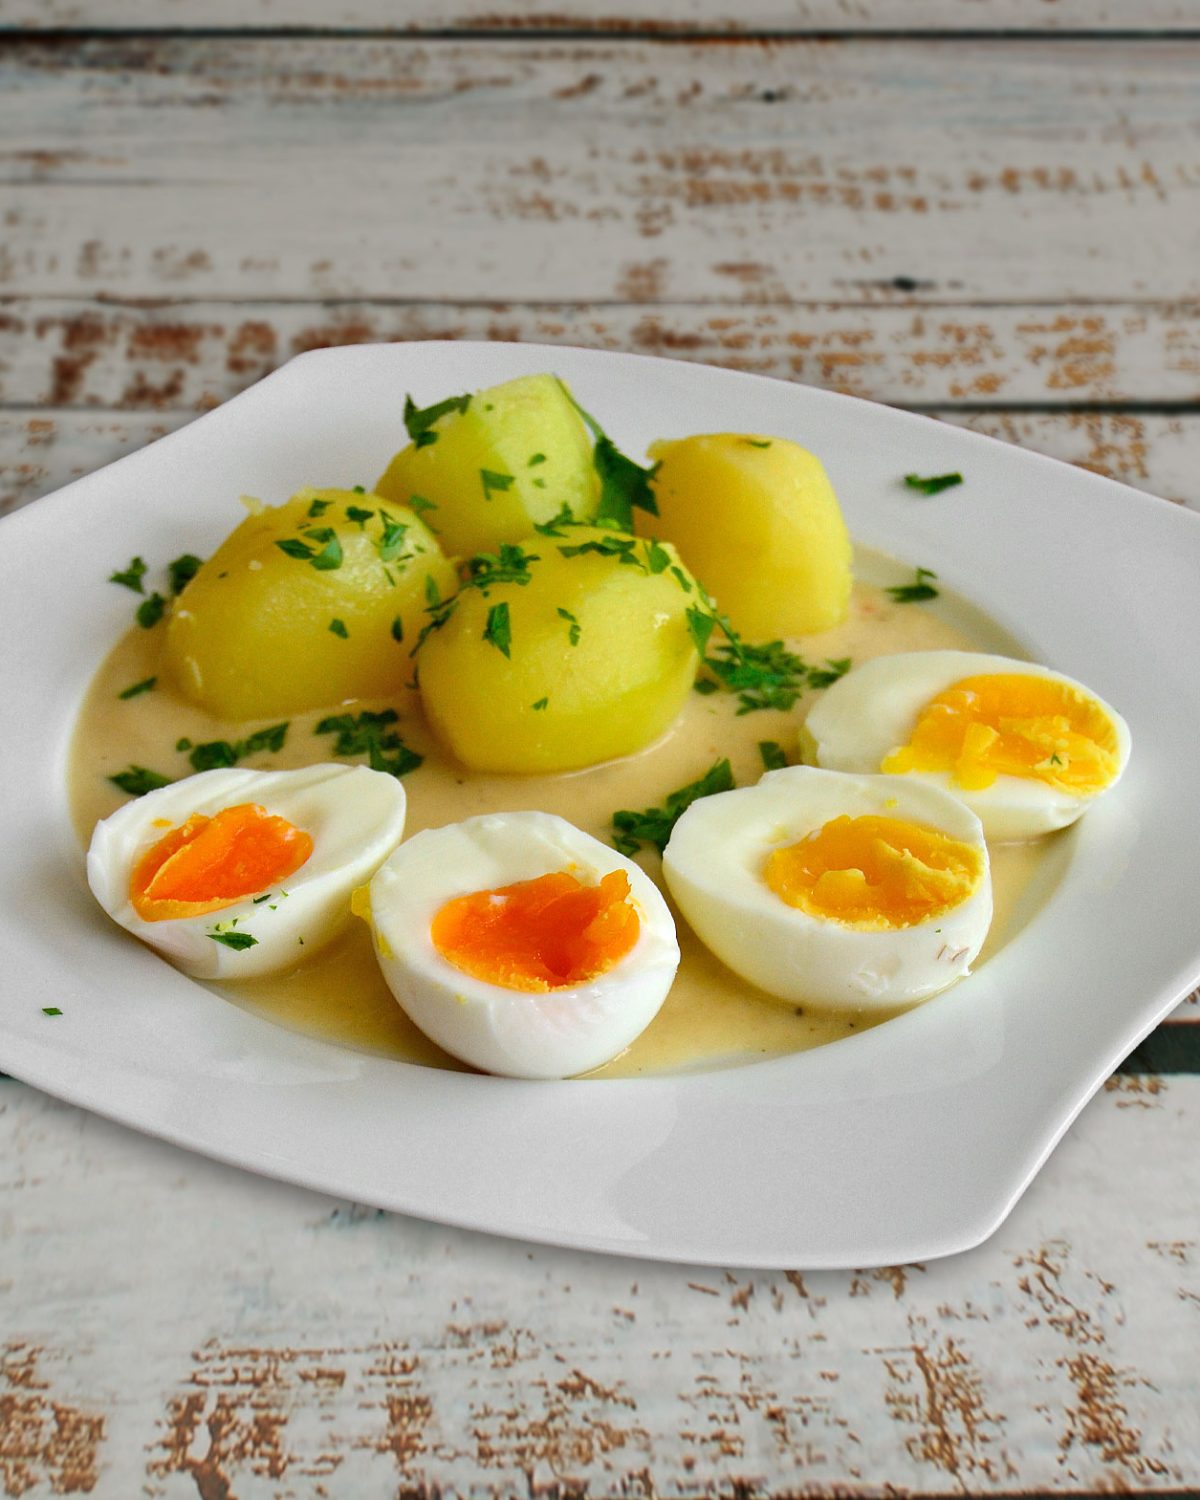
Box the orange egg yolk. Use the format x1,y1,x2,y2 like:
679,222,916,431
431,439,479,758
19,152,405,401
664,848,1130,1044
430,869,641,993
881,672,1119,795
130,803,314,922
764,814,982,929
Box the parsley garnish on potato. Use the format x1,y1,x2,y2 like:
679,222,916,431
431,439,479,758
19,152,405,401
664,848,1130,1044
404,392,471,449
555,378,659,531
612,759,735,857
483,601,512,657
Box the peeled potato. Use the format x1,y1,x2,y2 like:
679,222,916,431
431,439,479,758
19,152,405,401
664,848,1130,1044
638,434,853,639
164,488,456,719
418,526,699,773
374,374,599,556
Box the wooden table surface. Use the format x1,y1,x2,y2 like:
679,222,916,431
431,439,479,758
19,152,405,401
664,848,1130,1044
2,5,1199,1495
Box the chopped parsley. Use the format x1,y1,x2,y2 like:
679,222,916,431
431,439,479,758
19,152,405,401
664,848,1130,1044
480,468,515,501
531,696,549,711
351,484,366,494
185,722,288,773
556,606,581,646
743,439,773,449
117,676,157,700
886,567,940,603
612,759,735,857
404,392,471,449
466,543,540,591
532,504,576,537
109,557,147,593
329,618,349,638
275,530,343,570
758,741,789,771
208,931,258,951
109,765,173,797
528,453,547,467
376,514,410,564
346,505,374,528
807,656,852,690
307,496,332,518
390,616,404,643
483,601,512,657
168,554,203,594
556,378,658,530
314,708,423,778
904,471,963,496
136,592,166,629
407,494,437,518
42,1006,62,1016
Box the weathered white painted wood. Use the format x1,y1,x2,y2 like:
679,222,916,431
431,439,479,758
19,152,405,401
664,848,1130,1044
4,0,1199,32
1,1073,1197,1494
6,404,1198,519
5,298,1200,410
3,38,1199,302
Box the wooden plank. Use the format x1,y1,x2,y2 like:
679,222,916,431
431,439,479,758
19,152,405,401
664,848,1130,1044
5,0,1200,34
5,298,1200,410
5,405,1199,519
1,1074,1198,1494
3,38,1199,303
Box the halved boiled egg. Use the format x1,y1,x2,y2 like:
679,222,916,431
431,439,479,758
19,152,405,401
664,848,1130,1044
87,763,407,978
662,766,992,1009
804,650,1131,841
365,811,680,1078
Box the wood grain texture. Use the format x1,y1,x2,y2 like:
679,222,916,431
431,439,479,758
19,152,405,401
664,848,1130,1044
5,298,1200,411
2,1075,1198,1495
3,37,1199,302
5,0,1200,33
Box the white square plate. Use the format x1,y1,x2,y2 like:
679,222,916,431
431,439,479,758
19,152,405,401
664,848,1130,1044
2,342,1198,1268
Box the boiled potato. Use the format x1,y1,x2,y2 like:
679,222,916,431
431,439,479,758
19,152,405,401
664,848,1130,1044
638,434,852,639
418,526,699,773
374,374,599,556
164,488,456,719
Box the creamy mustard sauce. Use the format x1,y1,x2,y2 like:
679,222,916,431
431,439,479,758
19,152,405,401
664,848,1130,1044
68,554,1055,1078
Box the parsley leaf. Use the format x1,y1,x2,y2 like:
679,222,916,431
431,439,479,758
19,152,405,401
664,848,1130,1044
376,514,410,563
886,567,940,603
904,472,963,496
483,601,512,657
612,759,735,857
528,452,547,467
531,696,549,711
109,765,173,797
314,709,423,779
758,741,789,771
168,554,203,594
390,616,404,643
42,1006,62,1016
117,676,157,700
307,496,332,518
807,656,852,690
533,504,576,537
329,618,349,638
555,378,658,530
136,593,166,629
468,543,540,591
304,527,343,571
480,468,515,501
208,931,258,951
346,505,374,528
556,606,581,646
404,392,471,448
109,557,147,594
743,438,773,449
407,494,437,517
186,722,288,773
276,537,315,561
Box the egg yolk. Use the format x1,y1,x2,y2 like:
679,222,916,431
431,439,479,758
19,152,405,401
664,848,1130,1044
881,673,1119,795
431,869,640,993
130,803,314,921
764,814,982,929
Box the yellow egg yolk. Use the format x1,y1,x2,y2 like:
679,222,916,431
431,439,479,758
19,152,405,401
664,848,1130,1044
130,803,314,921
764,814,983,929
430,869,641,993
881,672,1120,794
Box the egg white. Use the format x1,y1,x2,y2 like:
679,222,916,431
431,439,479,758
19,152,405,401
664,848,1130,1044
87,763,407,978
367,810,680,1079
803,649,1132,841
662,765,992,1010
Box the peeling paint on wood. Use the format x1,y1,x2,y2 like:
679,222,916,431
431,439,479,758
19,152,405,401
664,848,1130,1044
6,1,1200,33
1,1080,1198,1494
4,299,1200,411
2,38,1199,301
